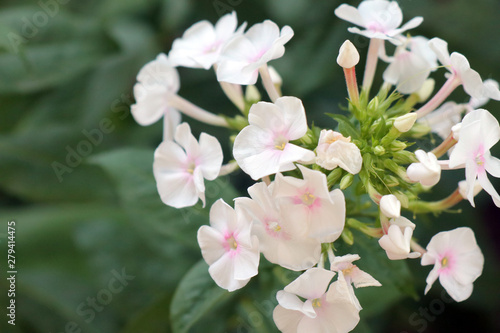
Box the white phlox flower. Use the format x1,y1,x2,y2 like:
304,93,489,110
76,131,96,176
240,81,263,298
273,268,360,333
429,38,500,100
236,182,321,271
131,53,181,138
458,180,482,200
273,165,346,243
383,36,437,94
330,254,382,310
407,150,441,187
378,217,421,260
421,227,484,302
197,199,260,292
379,194,401,219
169,12,245,69
468,79,500,110
315,129,363,174
216,20,293,85
418,101,465,140
334,0,423,44
233,96,315,180
153,123,223,208
448,109,500,207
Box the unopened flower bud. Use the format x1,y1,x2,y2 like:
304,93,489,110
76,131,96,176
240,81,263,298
337,40,360,69
245,85,261,102
389,140,407,151
394,113,418,133
340,173,354,190
416,78,435,103
380,194,401,218
451,123,461,141
373,145,385,156
268,66,282,86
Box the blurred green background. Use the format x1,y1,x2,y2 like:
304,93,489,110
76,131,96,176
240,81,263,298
0,0,499,332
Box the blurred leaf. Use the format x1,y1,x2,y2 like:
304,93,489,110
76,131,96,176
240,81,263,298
121,292,172,333
170,260,236,333
327,113,360,139
0,127,117,202
161,0,193,31
91,148,240,253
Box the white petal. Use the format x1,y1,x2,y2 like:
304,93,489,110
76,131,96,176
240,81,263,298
208,253,249,291
232,241,260,281
275,96,308,140
197,225,226,265
198,133,223,180
334,4,365,27
131,84,168,126
439,274,473,302
209,199,237,233
284,268,335,300
277,291,316,318
273,305,303,333
162,108,181,141
428,37,451,67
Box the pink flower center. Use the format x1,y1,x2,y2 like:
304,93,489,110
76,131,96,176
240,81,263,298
474,144,486,173
293,188,321,209
438,252,455,275
264,219,290,240
223,232,240,257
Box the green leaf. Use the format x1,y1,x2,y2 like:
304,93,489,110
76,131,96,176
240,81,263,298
90,148,240,253
170,260,236,333
326,113,360,139
121,292,173,333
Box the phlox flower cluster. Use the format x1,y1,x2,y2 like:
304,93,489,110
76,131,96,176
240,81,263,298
130,1,499,332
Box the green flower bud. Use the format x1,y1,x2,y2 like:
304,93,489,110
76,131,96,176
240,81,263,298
373,145,385,156
341,228,354,245
327,168,344,187
340,173,354,190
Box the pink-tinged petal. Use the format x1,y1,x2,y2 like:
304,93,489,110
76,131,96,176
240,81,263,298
284,268,335,300
392,16,423,35
198,133,223,180
308,199,345,243
439,274,473,302
280,144,315,169
162,108,181,141
298,165,332,200
169,21,216,69
421,252,436,266
239,146,285,180
351,268,382,288
428,37,451,67
334,4,365,27
465,109,500,150
465,159,479,207
154,142,200,208
245,20,281,52
336,272,362,310
275,96,308,140
323,279,361,332
131,84,169,126
485,153,500,178
232,240,259,281
208,253,249,291
137,53,180,91
197,225,226,265
358,0,402,30
477,172,500,207
174,123,200,156
209,199,237,233
325,141,363,174
424,265,440,295
273,305,303,333
277,291,316,318
461,69,486,100
247,100,283,130
452,249,484,286
269,236,321,271
214,12,238,41
347,27,394,41
216,58,258,85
